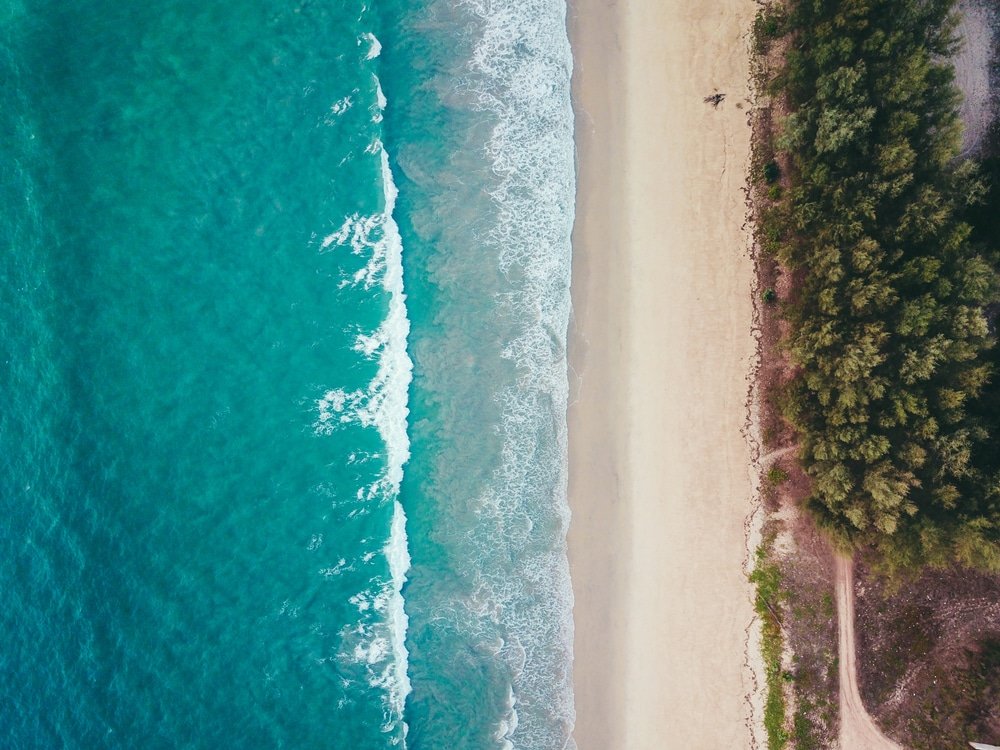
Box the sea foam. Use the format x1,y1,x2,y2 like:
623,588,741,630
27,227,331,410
457,0,577,747
317,59,413,745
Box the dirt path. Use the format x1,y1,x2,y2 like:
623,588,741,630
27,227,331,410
758,444,796,465
835,555,903,750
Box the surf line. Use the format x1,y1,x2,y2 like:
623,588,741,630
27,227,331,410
370,37,414,743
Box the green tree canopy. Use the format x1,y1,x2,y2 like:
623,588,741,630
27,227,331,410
771,0,1000,572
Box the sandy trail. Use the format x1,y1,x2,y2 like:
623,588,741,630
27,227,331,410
835,555,903,750
759,445,796,465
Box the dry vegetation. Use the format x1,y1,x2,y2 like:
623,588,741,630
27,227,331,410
855,562,1000,748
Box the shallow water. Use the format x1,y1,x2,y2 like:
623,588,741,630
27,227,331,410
0,0,576,747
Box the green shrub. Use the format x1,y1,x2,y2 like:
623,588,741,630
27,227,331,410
763,159,781,184
751,544,789,749
753,7,788,54
767,465,789,485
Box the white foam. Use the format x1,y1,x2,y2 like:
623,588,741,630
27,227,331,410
319,558,353,578
330,96,353,116
355,636,389,665
494,684,520,750
354,328,386,358
362,32,382,60
385,501,412,738
350,592,373,612
317,71,413,743
453,0,578,747
321,90,361,127
372,79,387,124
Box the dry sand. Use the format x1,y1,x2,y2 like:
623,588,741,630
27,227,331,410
567,0,759,748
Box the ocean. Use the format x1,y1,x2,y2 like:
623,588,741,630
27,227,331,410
0,1,575,749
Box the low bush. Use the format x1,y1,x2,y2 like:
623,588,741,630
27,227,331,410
768,465,790,485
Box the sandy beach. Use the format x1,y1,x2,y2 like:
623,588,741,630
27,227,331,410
566,0,758,747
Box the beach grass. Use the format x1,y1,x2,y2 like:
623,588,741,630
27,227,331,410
751,539,789,750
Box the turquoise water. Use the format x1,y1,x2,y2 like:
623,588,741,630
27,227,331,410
0,1,575,748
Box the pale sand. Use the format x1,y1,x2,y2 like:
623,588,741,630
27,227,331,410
567,0,759,748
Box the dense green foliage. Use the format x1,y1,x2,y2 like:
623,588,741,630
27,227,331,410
768,0,1000,570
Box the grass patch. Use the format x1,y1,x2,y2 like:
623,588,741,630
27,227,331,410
752,6,788,55
767,464,789,485
793,704,821,750
750,541,789,749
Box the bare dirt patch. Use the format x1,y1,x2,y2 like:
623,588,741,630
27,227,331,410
854,563,1000,749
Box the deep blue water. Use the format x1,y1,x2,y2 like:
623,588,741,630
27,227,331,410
0,1,575,748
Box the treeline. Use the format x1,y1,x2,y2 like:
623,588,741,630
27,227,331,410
759,0,1000,571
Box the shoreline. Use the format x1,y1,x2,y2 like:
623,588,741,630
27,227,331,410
565,0,629,745
566,0,760,748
